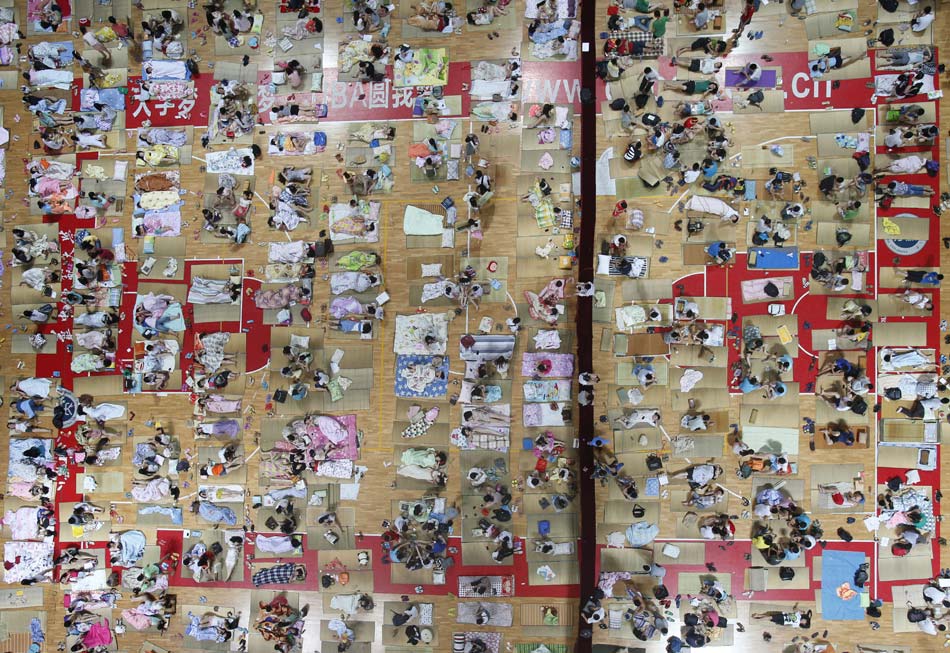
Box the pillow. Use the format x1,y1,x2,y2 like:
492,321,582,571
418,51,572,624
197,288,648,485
421,263,442,278
311,72,323,92
596,254,611,275
271,71,287,85
441,228,455,249
458,380,474,403
446,159,459,180
290,334,310,349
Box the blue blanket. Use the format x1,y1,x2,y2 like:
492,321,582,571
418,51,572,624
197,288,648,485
749,246,799,270
820,549,866,620
394,355,449,398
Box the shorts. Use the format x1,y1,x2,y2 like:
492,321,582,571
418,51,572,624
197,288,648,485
770,614,786,626
688,59,702,73
684,80,697,94
691,37,711,51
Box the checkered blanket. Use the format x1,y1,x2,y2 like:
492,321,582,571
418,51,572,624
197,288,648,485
603,30,665,58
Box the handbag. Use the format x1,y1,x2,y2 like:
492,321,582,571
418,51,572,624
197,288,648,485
646,454,663,471
273,389,288,403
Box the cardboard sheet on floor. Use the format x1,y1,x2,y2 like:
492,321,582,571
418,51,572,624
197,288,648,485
809,329,865,351
72,374,126,398
815,220,870,247
740,144,795,168
614,360,669,387
76,471,124,493
670,366,727,390
671,387,730,410
732,89,785,113
0,588,44,609
826,297,877,320
878,215,931,240
809,463,865,510
462,541,512,566
878,101,937,125
669,434,724,460
879,266,939,288
669,344,728,368
390,563,433,587
600,547,652,573
621,279,672,302
652,541,705,565
613,333,669,356
740,425,800,456
751,477,805,503
320,619,375,643
881,418,928,443
516,236,568,277
892,194,934,209
810,108,873,133
879,554,934,582
592,279,616,323
878,292,933,317
521,149,572,174
603,499,660,525
891,583,928,632
529,560,580,586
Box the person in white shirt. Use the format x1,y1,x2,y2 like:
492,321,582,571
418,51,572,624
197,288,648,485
80,26,111,64
884,128,915,149
682,162,702,184
911,6,934,31
737,62,763,87
676,57,722,75
19,267,58,293
923,584,950,607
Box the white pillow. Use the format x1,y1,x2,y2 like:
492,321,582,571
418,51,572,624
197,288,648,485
446,159,459,181
596,254,611,275
458,380,474,403
421,263,442,278
290,334,310,349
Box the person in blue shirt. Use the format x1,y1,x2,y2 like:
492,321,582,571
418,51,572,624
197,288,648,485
737,375,761,394
764,381,787,399
772,353,794,373
817,355,855,378
701,157,718,179
900,269,943,285
705,241,732,264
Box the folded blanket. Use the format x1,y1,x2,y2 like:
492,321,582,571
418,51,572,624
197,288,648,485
404,205,444,235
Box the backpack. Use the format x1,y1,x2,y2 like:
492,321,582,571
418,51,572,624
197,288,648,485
653,584,670,600
763,281,780,298
641,113,661,127
779,567,795,581
747,90,765,106
609,98,626,111
851,107,866,124
646,454,663,471
633,93,650,109
907,608,929,623
850,395,868,416
666,636,684,653
853,563,869,588
879,27,895,46
884,387,902,401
